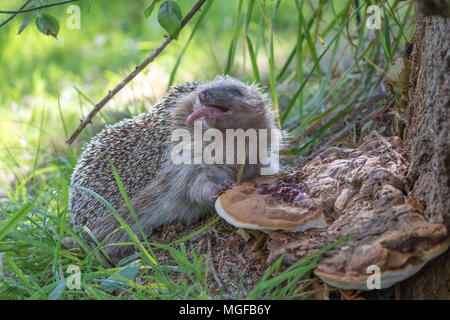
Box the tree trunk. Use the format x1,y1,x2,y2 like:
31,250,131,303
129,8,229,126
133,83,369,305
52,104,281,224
398,7,450,299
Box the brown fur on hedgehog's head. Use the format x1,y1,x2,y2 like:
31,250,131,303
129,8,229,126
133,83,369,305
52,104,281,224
173,75,275,131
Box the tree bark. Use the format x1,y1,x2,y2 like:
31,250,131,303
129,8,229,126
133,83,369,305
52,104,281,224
399,8,450,299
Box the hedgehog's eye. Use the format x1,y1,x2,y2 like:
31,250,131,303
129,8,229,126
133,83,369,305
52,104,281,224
231,88,243,96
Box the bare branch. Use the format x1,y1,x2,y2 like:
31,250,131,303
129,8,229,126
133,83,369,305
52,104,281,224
0,0,32,28
66,0,208,145
0,0,79,14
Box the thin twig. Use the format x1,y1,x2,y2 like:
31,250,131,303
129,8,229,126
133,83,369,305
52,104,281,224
0,0,32,28
66,0,208,144
0,0,79,14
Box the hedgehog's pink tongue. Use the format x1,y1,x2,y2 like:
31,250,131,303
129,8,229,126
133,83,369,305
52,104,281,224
186,105,231,125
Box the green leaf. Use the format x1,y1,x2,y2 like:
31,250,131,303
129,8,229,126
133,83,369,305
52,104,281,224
100,261,140,292
157,1,182,40
144,0,161,17
48,280,66,300
35,14,60,38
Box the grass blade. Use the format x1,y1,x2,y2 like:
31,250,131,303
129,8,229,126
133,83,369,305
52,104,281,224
0,202,33,241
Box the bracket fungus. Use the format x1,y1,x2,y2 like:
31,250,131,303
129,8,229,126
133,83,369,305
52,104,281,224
215,136,449,290
215,172,328,232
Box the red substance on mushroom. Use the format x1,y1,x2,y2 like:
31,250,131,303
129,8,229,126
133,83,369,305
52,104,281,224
255,173,309,204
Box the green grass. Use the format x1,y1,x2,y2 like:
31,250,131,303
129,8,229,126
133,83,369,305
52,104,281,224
0,0,415,299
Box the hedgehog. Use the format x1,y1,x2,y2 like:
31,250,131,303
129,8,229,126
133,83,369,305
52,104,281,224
68,75,279,263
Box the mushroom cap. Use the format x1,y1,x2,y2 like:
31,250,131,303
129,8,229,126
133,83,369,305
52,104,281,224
314,237,450,290
215,174,328,232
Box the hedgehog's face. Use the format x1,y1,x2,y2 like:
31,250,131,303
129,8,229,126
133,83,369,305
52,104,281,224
185,76,271,130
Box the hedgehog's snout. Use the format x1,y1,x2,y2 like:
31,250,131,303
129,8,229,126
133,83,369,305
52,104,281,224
198,89,229,111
